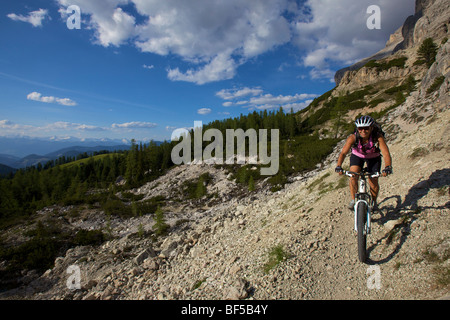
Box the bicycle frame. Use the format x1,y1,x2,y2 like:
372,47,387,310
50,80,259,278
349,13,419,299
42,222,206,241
345,170,380,234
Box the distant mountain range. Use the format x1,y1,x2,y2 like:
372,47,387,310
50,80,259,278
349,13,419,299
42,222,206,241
0,145,132,172
0,136,133,158
0,136,167,173
0,163,16,176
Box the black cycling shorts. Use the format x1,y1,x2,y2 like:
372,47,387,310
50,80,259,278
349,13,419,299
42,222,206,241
349,153,381,173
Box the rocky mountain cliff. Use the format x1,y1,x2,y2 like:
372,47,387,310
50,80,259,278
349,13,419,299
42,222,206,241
335,0,449,86
0,0,448,300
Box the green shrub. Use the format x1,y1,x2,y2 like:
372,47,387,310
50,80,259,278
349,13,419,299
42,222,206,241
263,245,291,274
364,60,379,68
181,172,213,199
406,74,417,87
195,175,207,198
268,172,288,192
102,198,132,217
73,229,105,246
348,100,367,110
138,196,166,215
0,221,69,272
384,84,407,95
248,176,255,191
395,91,406,105
426,76,445,95
364,57,407,71
408,147,430,159
121,192,145,201
368,98,385,108
192,278,207,290
233,165,261,187
385,57,408,69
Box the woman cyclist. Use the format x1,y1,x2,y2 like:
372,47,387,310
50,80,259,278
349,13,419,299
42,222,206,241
335,116,393,210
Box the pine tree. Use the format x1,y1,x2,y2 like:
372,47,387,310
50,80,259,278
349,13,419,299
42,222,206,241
125,139,138,186
153,206,169,236
417,38,438,67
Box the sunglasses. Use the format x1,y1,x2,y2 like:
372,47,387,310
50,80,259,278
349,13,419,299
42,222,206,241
357,127,371,131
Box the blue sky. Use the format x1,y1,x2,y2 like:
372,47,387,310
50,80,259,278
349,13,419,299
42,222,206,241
0,0,415,143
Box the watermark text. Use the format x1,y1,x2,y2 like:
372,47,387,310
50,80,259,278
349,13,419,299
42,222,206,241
366,5,381,30
171,121,279,176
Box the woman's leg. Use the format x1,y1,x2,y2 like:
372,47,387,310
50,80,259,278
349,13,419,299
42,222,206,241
368,177,379,202
368,156,382,206
349,154,363,201
349,165,361,200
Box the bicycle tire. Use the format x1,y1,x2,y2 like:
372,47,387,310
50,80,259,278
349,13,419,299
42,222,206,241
357,202,367,263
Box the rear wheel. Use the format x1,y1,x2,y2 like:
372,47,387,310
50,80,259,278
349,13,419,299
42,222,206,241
357,202,367,263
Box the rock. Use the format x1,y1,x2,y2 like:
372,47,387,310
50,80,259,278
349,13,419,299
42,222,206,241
83,293,98,300
224,279,249,300
143,258,159,271
160,237,181,257
82,280,98,291
228,264,242,275
431,239,450,261
101,288,113,300
134,248,156,265
130,267,141,276
384,218,404,232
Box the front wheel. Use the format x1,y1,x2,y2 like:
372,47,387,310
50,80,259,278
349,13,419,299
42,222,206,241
357,202,367,263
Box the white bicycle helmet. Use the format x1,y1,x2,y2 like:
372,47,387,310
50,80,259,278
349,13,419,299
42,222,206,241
355,116,374,127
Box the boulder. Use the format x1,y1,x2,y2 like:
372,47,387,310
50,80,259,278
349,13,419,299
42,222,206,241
223,278,249,300
134,248,156,265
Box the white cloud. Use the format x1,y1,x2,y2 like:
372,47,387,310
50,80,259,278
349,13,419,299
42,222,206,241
57,0,297,84
56,98,77,106
0,119,28,130
54,0,415,83
0,120,13,127
27,92,77,106
95,7,136,47
0,120,104,136
46,121,105,131
249,93,317,106
216,87,317,112
216,87,263,100
0,119,162,139
112,121,157,129
197,108,212,115
143,64,154,70
57,0,136,47
294,0,415,79
167,51,237,85
308,68,336,82
7,8,49,27
165,125,177,131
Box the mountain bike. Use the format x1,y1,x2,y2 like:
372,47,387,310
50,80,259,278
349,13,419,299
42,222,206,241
344,168,381,263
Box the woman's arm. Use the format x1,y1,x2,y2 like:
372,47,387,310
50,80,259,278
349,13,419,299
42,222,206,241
336,134,356,168
378,135,392,167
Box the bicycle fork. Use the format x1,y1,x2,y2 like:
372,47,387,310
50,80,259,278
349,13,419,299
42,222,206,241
354,200,371,234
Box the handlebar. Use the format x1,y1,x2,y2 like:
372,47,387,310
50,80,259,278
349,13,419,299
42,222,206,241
344,171,380,178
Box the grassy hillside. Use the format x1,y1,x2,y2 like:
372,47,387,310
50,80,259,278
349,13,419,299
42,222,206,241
59,153,124,169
